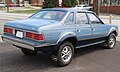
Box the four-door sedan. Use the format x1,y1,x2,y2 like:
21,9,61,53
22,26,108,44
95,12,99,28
2,8,119,66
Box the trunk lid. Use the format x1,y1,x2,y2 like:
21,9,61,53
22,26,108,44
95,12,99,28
5,19,58,32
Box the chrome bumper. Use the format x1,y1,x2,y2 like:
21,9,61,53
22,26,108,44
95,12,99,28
2,35,54,50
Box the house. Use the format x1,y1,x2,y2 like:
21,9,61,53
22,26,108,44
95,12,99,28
0,0,43,7
1,0,120,14
0,0,5,4
24,0,43,6
5,0,24,6
100,0,120,14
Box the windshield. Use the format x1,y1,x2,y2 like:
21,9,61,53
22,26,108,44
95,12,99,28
30,10,66,21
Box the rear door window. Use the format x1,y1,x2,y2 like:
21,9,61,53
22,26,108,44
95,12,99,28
76,12,88,24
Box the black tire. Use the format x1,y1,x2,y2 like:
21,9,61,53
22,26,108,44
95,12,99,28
21,48,37,55
105,33,116,49
54,42,74,67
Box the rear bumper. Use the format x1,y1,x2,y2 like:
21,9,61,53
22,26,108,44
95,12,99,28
2,35,55,51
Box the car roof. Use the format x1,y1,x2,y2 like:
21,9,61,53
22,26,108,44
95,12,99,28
41,8,94,13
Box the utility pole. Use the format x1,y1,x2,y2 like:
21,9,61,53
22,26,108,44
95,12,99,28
6,0,9,13
76,0,79,5
93,0,99,15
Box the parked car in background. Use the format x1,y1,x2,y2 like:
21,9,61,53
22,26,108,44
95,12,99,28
74,4,92,11
2,8,119,67
0,3,5,7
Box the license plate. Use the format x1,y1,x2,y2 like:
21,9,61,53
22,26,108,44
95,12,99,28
16,31,23,38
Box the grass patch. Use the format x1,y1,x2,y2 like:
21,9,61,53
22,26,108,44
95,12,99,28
0,7,4,10
10,9,40,13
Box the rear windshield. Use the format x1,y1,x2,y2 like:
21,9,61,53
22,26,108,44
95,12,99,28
30,10,66,21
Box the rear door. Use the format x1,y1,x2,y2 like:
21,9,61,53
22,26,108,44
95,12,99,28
75,12,92,43
87,13,108,39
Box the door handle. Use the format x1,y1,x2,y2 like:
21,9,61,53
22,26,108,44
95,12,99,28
76,29,81,32
92,29,96,31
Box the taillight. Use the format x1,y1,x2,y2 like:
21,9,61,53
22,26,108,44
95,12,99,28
4,27,13,34
26,32,44,41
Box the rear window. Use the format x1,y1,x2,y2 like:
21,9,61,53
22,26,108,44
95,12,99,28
30,10,66,21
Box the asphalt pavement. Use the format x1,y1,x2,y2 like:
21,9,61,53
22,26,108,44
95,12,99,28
0,41,120,72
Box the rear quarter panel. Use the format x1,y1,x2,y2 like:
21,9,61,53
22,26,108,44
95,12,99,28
39,23,76,45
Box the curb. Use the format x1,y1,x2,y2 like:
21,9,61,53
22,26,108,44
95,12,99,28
0,18,27,21
0,13,31,16
0,17,26,21
99,16,120,20
0,18,15,21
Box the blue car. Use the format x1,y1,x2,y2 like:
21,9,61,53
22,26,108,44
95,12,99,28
2,8,119,66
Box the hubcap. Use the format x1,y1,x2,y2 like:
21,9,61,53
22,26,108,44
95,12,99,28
109,35,115,48
61,46,72,62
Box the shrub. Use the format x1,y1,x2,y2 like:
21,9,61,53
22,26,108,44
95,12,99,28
43,0,78,8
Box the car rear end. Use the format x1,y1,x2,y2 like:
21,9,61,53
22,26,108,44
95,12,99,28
2,25,46,51
2,8,67,53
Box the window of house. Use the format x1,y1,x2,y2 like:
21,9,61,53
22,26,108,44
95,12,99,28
0,0,5,3
101,0,120,6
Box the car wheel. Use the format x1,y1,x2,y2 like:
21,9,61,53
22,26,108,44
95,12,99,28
21,48,37,55
54,42,74,67
105,33,116,49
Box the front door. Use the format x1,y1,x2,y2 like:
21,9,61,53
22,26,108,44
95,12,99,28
87,13,108,39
